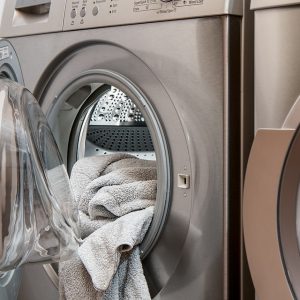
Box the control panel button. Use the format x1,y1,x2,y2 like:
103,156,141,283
70,8,76,19
92,6,99,16
80,7,86,18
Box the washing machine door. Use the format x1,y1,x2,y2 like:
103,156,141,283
243,96,300,300
0,78,79,273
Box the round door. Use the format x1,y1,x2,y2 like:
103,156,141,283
0,78,79,273
243,96,300,299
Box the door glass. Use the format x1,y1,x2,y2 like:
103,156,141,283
0,79,79,273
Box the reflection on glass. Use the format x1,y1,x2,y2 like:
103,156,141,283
0,79,79,273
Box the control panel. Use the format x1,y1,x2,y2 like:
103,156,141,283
63,0,242,31
0,0,242,37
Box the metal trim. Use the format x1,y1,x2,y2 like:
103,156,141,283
251,0,300,10
283,95,300,129
243,129,295,300
43,265,59,289
278,125,300,298
0,40,24,85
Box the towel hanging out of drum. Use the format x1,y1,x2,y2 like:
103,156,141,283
0,79,157,299
60,154,157,300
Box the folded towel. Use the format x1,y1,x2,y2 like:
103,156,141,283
76,159,156,215
79,207,154,292
102,246,151,300
70,154,131,202
59,154,156,300
59,255,101,300
70,154,156,238
88,178,156,219
59,208,153,300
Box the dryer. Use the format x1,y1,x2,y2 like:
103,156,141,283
0,0,253,299
243,1,300,299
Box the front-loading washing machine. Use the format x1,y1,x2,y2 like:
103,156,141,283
0,0,254,299
243,1,300,299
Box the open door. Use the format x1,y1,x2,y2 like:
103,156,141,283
243,96,300,299
0,78,79,273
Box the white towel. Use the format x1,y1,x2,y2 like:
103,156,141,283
59,154,156,300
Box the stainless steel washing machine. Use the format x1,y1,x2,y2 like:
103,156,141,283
0,0,254,299
243,1,300,299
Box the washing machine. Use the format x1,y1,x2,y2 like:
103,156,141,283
0,0,254,299
243,1,300,299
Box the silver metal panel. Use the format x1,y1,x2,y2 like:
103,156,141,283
63,0,243,31
251,0,300,10
17,265,59,300
247,5,300,300
6,17,231,299
254,7,300,130
0,0,66,37
0,270,22,300
0,0,243,38
15,0,51,9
